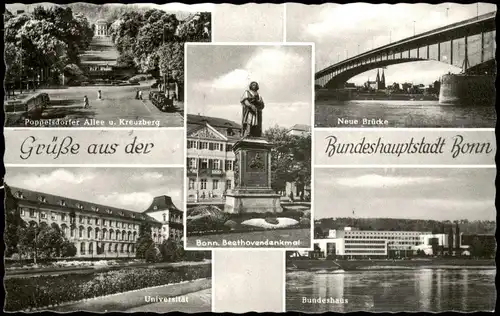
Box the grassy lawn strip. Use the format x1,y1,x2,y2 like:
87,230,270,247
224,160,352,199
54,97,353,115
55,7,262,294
5,264,211,311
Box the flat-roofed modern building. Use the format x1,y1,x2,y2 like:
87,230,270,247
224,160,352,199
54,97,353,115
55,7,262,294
10,186,183,258
312,227,432,258
309,226,476,258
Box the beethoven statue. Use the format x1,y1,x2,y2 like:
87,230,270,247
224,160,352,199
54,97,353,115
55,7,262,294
240,81,264,138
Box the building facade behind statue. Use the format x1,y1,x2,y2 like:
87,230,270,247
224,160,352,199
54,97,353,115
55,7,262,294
186,114,242,202
11,186,183,258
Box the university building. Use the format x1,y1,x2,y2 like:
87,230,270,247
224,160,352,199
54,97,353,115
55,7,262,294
186,114,242,202
10,186,183,258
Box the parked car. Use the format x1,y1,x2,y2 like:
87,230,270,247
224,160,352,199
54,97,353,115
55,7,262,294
149,91,175,112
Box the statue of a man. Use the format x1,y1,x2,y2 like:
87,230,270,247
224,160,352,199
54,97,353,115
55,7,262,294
240,81,264,137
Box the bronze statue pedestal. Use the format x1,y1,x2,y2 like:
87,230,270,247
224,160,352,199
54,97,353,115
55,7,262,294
224,137,283,214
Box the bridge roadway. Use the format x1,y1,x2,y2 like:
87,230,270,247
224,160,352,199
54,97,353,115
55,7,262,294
316,11,496,85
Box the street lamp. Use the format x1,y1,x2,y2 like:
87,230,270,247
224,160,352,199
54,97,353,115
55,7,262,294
389,30,392,44
357,44,360,55
413,21,416,36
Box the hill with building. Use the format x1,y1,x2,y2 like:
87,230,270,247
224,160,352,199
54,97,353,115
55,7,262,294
6,3,196,23
315,217,496,237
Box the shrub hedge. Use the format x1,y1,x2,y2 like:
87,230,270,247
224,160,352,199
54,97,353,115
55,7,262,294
4,264,211,312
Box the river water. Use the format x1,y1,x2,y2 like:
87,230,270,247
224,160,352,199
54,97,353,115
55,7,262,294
315,100,496,128
286,268,496,312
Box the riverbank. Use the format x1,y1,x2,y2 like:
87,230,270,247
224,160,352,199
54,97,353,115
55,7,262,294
352,93,438,101
287,258,495,271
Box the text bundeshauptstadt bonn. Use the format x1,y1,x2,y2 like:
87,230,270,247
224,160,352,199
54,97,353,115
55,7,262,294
324,135,493,158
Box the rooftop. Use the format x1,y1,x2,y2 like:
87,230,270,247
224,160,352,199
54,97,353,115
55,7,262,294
187,114,242,141
8,185,161,223
143,195,182,214
187,114,241,129
289,124,311,133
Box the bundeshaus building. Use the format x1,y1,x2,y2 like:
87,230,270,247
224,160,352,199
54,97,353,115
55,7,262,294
186,114,242,202
11,186,183,258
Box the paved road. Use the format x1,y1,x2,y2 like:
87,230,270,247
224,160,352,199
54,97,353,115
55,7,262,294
126,289,212,313
50,278,211,312
11,83,183,127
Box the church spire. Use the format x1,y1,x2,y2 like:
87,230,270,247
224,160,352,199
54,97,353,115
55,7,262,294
381,69,386,89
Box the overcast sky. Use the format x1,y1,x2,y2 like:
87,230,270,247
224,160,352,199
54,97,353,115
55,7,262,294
186,44,313,129
315,168,495,221
286,3,497,86
6,168,184,212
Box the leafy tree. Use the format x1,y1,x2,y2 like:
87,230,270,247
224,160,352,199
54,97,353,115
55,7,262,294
135,222,154,259
116,52,136,70
61,241,77,257
4,184,26,257
177,12,211,42
5,5,93,87
145,244,162,263
264,126,311,195
469,237,485,258
36,223,68,258
159,239,185,262
314,226,324,239
4,9,14,23
158,42,184,84
429,238,439,256
18,224,38,261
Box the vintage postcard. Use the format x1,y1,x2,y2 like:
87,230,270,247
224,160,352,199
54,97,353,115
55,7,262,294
184,43,313,249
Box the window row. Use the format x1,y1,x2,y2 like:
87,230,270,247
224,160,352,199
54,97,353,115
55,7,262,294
187,140,233,152
20,208,139,230
345,235,420,240
187,158,234,171
67,226,138,241
79,242,135,255
188,179,232,190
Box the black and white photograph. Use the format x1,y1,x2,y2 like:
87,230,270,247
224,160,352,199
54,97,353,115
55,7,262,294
286,3,496,127
184,43,313,249
4,3,211,128
4,167,211,312
286,168,496,313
